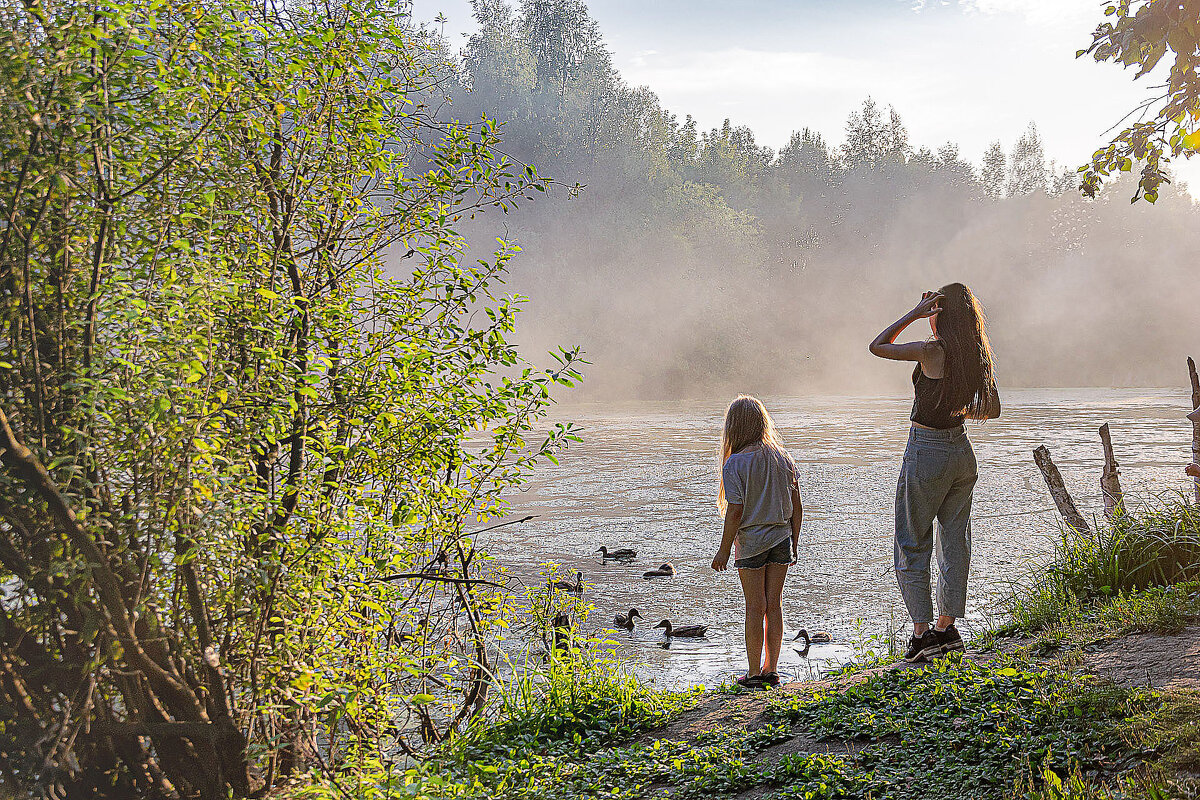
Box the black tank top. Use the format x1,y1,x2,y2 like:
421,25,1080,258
910,364,965,430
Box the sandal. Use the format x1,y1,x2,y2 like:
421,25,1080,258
757,671,781,687
736,674,766,690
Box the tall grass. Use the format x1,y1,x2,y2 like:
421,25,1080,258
1002,495,1200,635
1049,496,1200,600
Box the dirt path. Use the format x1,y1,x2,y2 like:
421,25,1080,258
1079,625,1200,692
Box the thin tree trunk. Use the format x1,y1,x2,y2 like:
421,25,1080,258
1098,423,1124,520
1189,356,1200,506
1033,445,1091,534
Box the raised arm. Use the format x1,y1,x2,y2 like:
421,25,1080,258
869,292,943,363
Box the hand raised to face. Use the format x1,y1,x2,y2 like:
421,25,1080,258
912,291,943,320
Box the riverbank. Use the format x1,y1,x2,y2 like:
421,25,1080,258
291,500,1200,800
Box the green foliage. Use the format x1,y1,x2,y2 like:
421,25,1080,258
1079,0,1200,201
769,656,1149,800
999,499,1200,642
1050,499,1200,600
0,0,580,795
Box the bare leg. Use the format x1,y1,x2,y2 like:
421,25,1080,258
738,567,767,676
936,614,955,631
763,562,789,673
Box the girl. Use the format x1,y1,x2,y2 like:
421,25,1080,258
870,283,1000,663
711,396,803,688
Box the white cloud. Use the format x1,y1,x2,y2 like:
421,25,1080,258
915,0,1099,27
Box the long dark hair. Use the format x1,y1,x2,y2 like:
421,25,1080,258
915,282,997,420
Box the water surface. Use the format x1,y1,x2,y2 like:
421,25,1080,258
481,389,1195,687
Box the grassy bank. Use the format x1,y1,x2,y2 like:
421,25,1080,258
290,499,1200,800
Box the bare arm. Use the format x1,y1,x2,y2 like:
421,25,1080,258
869,292,943,365
789,486,802,563
712,503,742,571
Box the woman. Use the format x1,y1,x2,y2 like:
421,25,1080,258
870,283,1000,662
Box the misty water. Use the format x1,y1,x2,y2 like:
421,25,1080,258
481,388,1196,689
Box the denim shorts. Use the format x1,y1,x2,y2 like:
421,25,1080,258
735,537,792,569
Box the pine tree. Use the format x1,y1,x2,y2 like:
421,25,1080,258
980,140,1006,199
1006,122,1049,197
842,98,909,170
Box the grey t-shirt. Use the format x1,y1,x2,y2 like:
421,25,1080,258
722,443,798,559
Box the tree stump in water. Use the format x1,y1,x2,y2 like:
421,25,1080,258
1099,423,1124,520
1033,445,1091,534
1190,357,1200,506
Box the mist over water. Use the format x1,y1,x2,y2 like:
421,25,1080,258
409,0,1200,682
485,389,1195,687
400,2,1200,401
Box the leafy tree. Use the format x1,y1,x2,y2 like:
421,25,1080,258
1007,122,1050,196
1079,0,1200,201
842,98,910,171
981,140,1008,199
777,128,837,188
520,0,609,103
464,0,538,114
0,0,577,797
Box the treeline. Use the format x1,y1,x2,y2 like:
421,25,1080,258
418,0,1200,397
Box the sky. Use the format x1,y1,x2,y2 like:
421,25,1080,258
408,0,1200,189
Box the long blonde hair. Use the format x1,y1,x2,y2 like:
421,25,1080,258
718,395,790,513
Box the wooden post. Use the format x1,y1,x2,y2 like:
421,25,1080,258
1189,356,1200,506
1098,423,1124,519
1033,445,1091,534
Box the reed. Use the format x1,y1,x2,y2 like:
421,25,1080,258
1049,495,1200,600
1001,494,1200,636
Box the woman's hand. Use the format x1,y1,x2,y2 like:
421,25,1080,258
711,548,731,571
870,292,942,361
790,539,798,566
911,291,943,319
1187,462,1200,479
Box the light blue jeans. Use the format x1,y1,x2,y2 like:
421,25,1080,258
894,425,978,624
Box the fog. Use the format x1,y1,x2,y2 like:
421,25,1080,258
407,2,1200,401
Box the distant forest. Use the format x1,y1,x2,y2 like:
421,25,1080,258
411,0,1200,398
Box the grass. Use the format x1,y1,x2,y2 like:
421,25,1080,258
294,500,1200,800
993,497,1200,651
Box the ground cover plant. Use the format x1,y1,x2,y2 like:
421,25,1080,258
347,648,1155,800
768,656,1151,800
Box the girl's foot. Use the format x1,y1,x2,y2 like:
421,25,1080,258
736,674,765,690
757,671,781,687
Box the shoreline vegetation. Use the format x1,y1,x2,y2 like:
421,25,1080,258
293,494,1200,800
288,396,1200,800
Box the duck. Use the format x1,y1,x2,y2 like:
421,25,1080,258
597,546,638,560
614,608,641,630
654,619,708,638
552,570,584,594
793,629,832,646
642,563,675,579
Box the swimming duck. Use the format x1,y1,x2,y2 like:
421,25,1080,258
597,546,637,560
654,619,708,638
793,629,832,646
552,570,584,594
614,608,641,630
642,563,675,579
